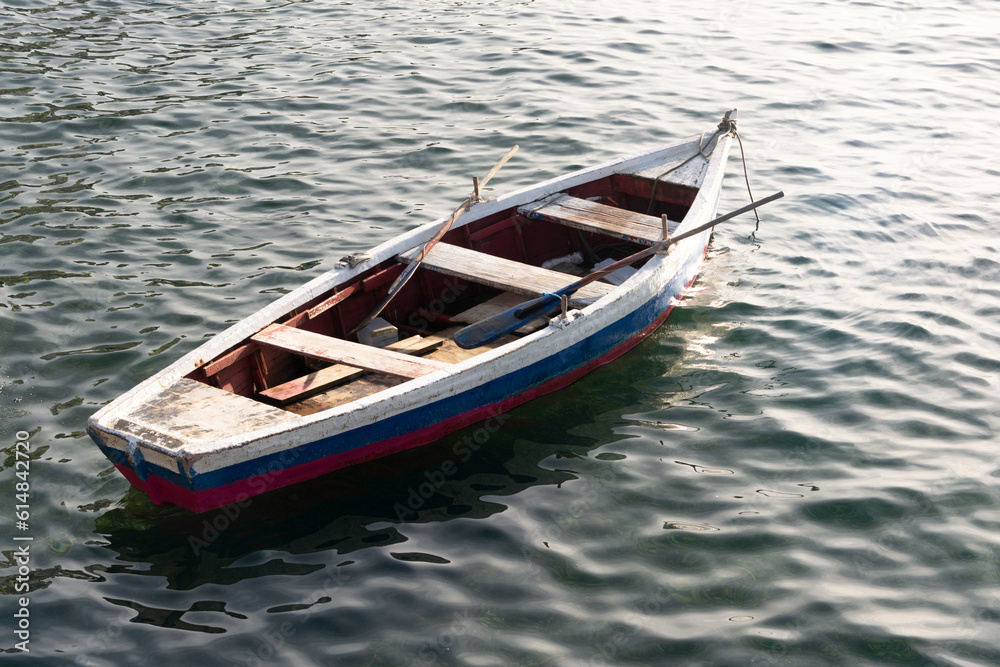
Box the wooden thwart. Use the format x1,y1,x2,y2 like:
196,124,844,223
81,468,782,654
253,324,451,381
259,335,444,405
397,242,614,306
282,328,515,416
519,194,678,246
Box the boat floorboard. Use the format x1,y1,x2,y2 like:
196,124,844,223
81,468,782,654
284,375,406,417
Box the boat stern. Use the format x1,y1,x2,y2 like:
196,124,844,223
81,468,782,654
87,377,302,511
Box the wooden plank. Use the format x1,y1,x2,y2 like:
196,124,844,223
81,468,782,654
123,378,298,445
611,174,697,207
423,327,520,364
468,216,518,243
202,342,257,377
284,328,513,416
397,243,613,306
284,375,404,417
252,324,451,379
305,281,362,320
389,335,446,355
519,194,679,246
632,155,710,190
261,365,366,405
259,335,445,405
362,263,404,292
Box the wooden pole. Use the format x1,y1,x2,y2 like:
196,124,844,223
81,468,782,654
349,145,519,335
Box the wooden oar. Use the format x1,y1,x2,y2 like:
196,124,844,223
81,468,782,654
350,145,519,335
454,191,784,349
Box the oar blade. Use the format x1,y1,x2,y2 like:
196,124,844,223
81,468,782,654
349,261,421,335
455,294,561,349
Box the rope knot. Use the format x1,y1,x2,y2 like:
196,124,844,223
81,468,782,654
718,109,738,136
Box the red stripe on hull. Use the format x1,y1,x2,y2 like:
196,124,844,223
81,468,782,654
121,270,701,513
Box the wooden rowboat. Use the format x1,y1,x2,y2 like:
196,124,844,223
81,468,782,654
88,111,740,513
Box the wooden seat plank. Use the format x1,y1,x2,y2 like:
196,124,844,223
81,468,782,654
397,243,613,306
519,194,678,246
283,327,522,416
260,335,444,405
261,365,365,405
252,324,451,380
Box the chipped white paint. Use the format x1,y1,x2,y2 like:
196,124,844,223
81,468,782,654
89,128,733,485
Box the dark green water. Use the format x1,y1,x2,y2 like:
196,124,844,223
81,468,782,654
2,1,999,665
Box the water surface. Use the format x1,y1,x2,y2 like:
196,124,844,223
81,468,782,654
2,0,1000,665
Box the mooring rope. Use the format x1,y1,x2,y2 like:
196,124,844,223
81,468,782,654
733,128,760,230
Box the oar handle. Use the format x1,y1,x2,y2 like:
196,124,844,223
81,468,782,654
479,145,518,190
670,190,784,245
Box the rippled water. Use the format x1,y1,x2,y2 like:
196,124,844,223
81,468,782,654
3,0,1000,664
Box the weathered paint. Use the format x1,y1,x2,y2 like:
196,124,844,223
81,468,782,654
88,124,733,513
397,242,614,305
252,324,450,379
519,194,678,246
90,231,711,512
